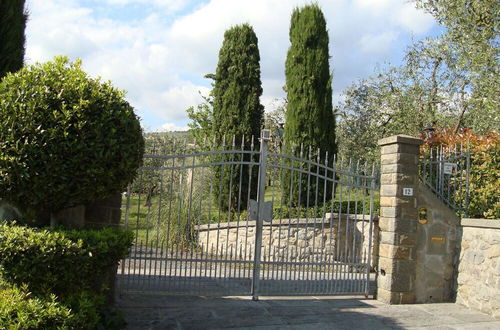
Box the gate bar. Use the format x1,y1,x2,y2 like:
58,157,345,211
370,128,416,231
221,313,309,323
251,129,270,301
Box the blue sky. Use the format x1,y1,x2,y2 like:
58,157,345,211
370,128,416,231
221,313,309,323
25,0,441,131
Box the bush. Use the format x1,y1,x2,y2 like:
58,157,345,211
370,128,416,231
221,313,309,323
0,223,133,298
421,128,499,219
0,223,133,328
0,279,73,329
0,56,144,222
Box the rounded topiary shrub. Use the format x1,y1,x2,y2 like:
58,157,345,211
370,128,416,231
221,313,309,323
0,56,144,220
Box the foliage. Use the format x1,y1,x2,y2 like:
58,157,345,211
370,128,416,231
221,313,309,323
0,0,27,79
0,223,133,328
130,133,178,200
284,4,336,206
336,33,497,163
186,94,214,142
415,0,499,133
415,0,498,75
0,223,133,298
337,0,498,162
0,56,145,223
273,197,380,220
421,128,499,219
211,24,264,210
0,279,73,329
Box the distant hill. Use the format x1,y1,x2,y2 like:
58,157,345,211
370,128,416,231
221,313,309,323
145,131,190,140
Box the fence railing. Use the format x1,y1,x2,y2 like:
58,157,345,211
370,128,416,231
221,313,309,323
419,145,470,217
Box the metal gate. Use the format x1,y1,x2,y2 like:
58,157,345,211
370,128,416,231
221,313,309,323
117,130,378,299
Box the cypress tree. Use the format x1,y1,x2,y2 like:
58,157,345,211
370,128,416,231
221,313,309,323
284,4,337,206
212,24,264,211
0,0,27,79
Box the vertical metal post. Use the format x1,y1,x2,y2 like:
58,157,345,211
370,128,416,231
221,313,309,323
251,129,270,301
464,146,470,217
120,184,132,294
364,165,376,298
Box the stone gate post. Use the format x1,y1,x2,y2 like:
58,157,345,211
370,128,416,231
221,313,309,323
377,135,422,304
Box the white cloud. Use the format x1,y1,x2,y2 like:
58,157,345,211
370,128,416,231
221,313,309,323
24,0,437,130
354,0,435,35
103,0,190,13
359,31,399,55
395,2,435,35
155,122,190,132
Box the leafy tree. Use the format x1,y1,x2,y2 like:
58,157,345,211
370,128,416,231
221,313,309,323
415,0,499,132
338,1,498,163
284,4,336,206
211,24,264,210
263,98,286,155
0,57,144,224
336,31,497,163
0,0,27,79
186,93,214,142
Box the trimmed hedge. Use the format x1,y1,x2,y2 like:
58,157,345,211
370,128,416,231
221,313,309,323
0,56,144,221
0,223,133,328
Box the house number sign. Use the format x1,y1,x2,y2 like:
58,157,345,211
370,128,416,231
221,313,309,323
403,187,413,196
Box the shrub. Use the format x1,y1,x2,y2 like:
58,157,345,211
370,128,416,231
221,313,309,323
0,279,73,329
0,223,133,298
0,223,133,328
421,128,499,219
0,56,144,222
0,223,133,329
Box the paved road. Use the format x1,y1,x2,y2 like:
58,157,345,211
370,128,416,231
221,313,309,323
116,293,500,330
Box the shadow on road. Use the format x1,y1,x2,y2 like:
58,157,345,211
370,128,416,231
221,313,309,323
117,293,405,329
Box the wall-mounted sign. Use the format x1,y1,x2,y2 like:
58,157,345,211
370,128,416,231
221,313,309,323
403,187,414,196
443,162,456,175
431,237,445,243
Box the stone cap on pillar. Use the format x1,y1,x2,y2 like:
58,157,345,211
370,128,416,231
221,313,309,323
378,135,423,147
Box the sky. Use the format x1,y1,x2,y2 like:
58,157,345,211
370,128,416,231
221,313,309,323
24,0,440,132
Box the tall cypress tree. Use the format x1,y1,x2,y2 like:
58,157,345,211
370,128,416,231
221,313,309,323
284,4,336,206
212,24,263,211
0,0,27,79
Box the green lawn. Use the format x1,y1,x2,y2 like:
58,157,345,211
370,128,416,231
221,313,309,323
120,186,379,245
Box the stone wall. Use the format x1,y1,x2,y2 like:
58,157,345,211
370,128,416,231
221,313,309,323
415,183,460,303
195,214,378,269
456,219,500,319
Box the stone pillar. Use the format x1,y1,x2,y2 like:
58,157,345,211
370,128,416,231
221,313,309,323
377,135,422,304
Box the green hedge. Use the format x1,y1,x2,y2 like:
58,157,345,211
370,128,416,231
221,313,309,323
0,56,144,222
0,279,72,329
0,223,133,329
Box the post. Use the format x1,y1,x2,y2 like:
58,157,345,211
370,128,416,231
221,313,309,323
377,135,422,304
251,129,270,301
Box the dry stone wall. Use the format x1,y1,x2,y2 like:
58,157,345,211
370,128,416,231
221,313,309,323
456,219,500,320
195,214,378,269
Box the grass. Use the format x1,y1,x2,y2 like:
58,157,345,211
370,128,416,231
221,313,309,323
120,186,379,245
